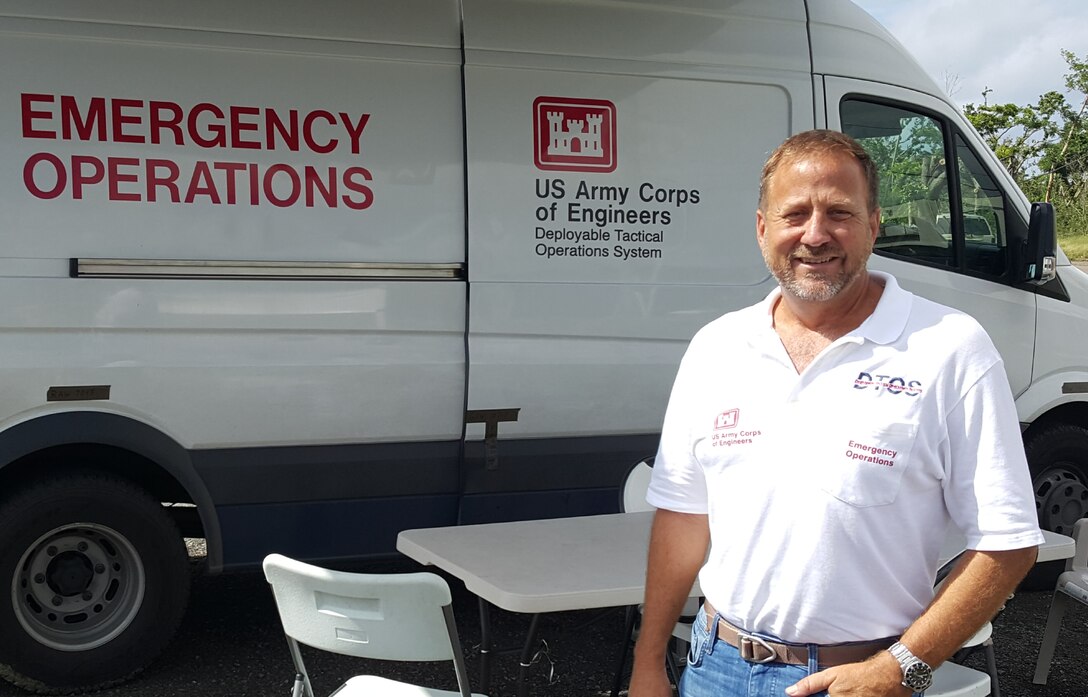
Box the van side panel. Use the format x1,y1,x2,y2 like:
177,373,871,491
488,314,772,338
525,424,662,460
0,4,466,566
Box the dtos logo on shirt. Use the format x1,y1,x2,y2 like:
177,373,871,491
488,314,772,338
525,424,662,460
853,371,923,396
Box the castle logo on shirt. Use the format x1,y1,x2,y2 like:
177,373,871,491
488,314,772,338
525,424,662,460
714,409,739,430
711,409,761,447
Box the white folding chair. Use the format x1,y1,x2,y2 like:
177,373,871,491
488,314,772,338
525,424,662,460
927,660,991,697
622,458,655,514
951,622,1000,696
1033,517,1088,684
262,553,486,697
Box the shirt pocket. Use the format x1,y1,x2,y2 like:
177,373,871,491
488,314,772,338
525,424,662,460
818,421,918,507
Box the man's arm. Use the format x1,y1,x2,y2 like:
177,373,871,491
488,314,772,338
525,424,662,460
628,508,710,697
786,545,1038,697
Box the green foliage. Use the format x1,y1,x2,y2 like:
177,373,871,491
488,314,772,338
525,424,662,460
963,50,1088,249
1057,232,1088,260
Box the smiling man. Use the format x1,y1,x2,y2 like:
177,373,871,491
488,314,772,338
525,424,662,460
629,130,1043,697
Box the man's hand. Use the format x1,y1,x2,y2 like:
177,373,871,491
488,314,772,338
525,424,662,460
785,651,910,697
627,663,675,697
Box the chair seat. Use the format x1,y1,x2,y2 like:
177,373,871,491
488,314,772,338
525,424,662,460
928,661,990,697
338,675,487,697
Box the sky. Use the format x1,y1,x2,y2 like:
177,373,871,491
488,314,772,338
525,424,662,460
852,0,1088,108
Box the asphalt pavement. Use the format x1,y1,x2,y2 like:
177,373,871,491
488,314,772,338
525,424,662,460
0,553,1085,697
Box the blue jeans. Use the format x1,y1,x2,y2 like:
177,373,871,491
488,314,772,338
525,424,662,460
680,606,922,697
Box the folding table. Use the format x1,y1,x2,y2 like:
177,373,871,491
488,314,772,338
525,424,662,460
397,511,1074,696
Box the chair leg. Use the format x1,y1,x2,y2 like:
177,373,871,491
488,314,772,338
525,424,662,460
610,605,639,697
1033,591,1071,685
983,639,1001,697
285,638,314,697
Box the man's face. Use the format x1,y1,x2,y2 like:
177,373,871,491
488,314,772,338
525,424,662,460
756,151,880,303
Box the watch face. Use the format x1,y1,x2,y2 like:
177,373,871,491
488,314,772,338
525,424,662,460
904,661,933,690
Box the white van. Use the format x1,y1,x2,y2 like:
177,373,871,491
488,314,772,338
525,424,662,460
0,0,1078,691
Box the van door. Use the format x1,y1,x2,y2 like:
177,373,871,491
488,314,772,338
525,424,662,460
823,76,1036,395
460,0,813,521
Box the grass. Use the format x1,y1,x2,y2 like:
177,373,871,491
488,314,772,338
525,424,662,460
1060,233,1088,261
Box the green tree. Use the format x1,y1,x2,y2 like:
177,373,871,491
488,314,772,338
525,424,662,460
963,50,1088,239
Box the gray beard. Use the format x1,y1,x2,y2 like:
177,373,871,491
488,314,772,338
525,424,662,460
778,269,852,301
763,246,870,302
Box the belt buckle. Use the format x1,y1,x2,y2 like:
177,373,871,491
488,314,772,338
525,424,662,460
737,631,778,664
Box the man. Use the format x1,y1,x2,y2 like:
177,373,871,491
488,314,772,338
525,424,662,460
629,130,1043,697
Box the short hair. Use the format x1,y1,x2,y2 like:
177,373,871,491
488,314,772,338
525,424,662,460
758,130,880,213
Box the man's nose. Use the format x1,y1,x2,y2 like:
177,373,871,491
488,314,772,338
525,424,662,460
799,210,833,246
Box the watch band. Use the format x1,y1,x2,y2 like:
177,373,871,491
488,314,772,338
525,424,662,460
888,641,933,691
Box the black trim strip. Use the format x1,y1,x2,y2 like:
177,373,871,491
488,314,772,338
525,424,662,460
72,258,465,281
191,440,461,506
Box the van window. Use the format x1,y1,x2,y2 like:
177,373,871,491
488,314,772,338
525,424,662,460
840,99,1011,279
954,135,1008,276
840,100,953,269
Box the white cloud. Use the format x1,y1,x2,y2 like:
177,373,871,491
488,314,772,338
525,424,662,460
853,0,1088,107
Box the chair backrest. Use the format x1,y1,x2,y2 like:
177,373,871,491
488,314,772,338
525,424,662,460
622,458,655,513
263,553,458,663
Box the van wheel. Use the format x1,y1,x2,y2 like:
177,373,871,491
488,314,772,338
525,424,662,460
1022,424,1088,589
0,472,190,694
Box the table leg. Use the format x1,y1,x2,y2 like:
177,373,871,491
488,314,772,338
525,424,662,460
610,605,638,697
478,599,493,693
517,613,543,697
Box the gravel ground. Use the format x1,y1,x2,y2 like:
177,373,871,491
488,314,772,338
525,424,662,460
0,549,1084,697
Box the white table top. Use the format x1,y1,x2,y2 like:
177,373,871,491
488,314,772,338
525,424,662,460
397,512,1075,615
940,528,1074,566
398,511,656,614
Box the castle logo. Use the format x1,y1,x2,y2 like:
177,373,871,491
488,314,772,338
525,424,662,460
533,96,617,173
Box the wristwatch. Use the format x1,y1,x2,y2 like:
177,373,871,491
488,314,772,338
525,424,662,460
887,641,933,692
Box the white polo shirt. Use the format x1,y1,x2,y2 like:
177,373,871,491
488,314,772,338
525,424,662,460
647,272,1043,644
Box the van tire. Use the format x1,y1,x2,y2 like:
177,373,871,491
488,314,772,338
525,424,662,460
0,471,190,694
1022,424,1088,590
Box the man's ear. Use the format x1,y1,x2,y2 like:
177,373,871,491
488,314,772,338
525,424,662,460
756,209,766,248
868,207,881,244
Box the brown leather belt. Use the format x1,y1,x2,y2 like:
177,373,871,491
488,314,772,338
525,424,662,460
703,602,897,667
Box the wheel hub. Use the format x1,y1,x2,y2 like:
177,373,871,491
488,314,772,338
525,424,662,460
47,551,95,596
12,523,145,651
1035,468,1088,534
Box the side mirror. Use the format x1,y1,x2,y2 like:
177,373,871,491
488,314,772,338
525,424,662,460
1024,202,1057,284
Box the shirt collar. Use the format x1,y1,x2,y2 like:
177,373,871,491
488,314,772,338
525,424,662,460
853,271,912,345
754,270,913,346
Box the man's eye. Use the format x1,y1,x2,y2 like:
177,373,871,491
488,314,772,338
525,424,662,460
829,210,853,221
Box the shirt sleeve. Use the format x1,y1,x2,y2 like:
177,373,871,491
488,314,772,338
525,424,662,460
646,334,710,513
943,360,1045,551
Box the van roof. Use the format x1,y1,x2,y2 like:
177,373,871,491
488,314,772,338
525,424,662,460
464,0,810,75
808,0,945,99
6,0,945,106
